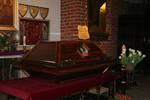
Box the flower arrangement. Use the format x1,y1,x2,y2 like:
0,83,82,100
119,44,146,67
0,32,10,51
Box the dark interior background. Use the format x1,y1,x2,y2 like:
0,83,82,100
118,0,150,73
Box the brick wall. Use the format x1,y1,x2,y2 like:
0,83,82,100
61,0,87,40
61,0,126,58
101,0,126,57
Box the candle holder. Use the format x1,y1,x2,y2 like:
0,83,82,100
23,45,26,51
23,35,26,51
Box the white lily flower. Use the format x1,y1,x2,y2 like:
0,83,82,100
119,44,146,66
121,53,125,56
133,49,135,53
122,50,126,54
119,56,121,59
129,53,132,57
133,52,136,55
142,55,146,58
137,50,142,56
122,45,126,53
129,48,132,51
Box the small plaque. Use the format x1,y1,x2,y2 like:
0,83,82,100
40,7,49,19
19,4,28,17
77,25,89,40
29,5,39,18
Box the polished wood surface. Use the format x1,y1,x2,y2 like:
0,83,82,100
14,41,116,81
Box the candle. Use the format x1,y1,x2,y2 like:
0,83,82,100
23,35,26,46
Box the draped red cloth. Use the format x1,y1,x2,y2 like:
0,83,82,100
20,19,48,45
0,72,120,100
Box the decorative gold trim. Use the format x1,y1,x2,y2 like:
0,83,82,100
40,7,49,19
19,4,28,17
29,5,39,19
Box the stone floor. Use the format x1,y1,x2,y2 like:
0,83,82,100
61,73,150,100
126,74,150,100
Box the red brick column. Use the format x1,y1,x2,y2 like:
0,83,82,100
60,0,126,58
61,0,87,40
